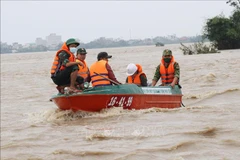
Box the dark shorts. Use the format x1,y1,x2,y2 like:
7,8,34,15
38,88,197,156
51,65,84,86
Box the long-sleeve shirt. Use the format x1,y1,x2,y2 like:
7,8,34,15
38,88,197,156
106,63,121,84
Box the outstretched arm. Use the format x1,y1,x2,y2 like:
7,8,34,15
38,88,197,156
151,80,157,86
170,77,179,88
151,65,161,86
170,62,180,87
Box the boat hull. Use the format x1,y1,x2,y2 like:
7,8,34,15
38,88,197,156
50,84,183,112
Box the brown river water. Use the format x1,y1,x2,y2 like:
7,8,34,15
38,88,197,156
1,44,240,160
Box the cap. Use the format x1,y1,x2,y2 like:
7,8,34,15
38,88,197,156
97,52,112,61
126,63,137,76
77,48,87,54
162,49,172,56
66,38,80,47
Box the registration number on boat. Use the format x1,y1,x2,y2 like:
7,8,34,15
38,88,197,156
107,96,133,107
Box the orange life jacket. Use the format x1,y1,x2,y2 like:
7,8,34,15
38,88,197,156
159,56,177,85
50,42,75,75
76,59,89,79
127,64,146,86
89,60,111,87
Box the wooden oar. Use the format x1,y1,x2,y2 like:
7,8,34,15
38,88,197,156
94,72,121,85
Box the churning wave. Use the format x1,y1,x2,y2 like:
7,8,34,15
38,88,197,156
183,88,239,107
183,88,239,100
28,106,185,124
52,149,114,156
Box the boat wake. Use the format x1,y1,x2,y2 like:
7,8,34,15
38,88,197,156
28,88,239,124
29,106,186,124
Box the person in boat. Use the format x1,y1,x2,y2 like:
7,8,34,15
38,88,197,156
89,52,121,87
151,49,180,88
76,48,91,82
126,63,147,87
50,38,85,93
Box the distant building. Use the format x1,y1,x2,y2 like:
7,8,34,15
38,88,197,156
23,43,35,48
35,37,47,46
167,34,177,40
180,37,188,41
12,42,22,50
23,43,31,48
46,33,62,48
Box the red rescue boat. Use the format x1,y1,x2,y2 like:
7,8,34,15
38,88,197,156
50,84,183,112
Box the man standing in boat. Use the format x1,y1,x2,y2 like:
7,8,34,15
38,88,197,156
89,52,121,87
76,48,91,82
126,63,148,86
151,49,180,88
50,38,85,93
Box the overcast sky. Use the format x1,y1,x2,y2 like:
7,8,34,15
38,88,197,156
1,1,233,44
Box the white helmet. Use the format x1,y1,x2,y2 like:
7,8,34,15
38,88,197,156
126,63,137,76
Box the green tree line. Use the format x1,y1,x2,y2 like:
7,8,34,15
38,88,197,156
204,0,240,49
1,35,203,54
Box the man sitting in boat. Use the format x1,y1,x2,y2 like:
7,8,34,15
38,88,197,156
151,49,180,88
89,52,121,87
50,38,85,94
126,63,147,87
76,48,91,82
